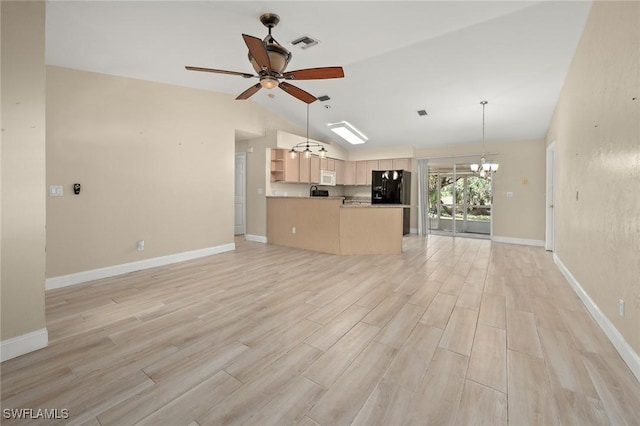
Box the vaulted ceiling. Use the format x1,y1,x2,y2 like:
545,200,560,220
45,1,592,151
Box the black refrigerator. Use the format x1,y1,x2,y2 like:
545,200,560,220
371,170,411,235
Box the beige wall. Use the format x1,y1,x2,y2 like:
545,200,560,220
1,1,47,340
46,67,298,277
415,139,546,242
546,1,640,354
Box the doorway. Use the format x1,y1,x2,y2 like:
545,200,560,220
426,162,493,238
234,152,246,235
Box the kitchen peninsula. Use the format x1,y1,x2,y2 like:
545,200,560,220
267,196,406,255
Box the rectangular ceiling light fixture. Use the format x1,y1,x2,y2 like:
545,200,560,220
327,121,368,145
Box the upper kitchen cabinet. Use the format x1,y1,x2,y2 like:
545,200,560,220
355,161,367,185
335,160,346,185
299,154,321,184
270,148,300,183
310,155,321,184
378,159,393,170
343,161,356,185
366,160,379,185
320,157,336,171
392,158,411,171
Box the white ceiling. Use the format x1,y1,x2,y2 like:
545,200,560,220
45,0,592,152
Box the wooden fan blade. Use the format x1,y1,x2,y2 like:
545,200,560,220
236,83,262,100
279,82,317,104
283,67,344,80
242,34,271,72
185,66,254,78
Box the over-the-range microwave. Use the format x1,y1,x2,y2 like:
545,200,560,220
320,169,336,186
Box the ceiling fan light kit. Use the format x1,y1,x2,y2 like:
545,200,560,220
185,13,344,104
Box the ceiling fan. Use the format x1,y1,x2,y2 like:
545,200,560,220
185,13,344,104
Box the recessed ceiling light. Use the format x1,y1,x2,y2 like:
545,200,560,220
327,121,368,145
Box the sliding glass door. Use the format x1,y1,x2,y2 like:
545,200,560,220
426,162,492,238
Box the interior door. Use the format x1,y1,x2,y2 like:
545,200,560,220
234,153,246,235
545,143,555,251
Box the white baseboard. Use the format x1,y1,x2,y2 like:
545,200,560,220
554,254,640,383
45,243,236,291
1,328,48,362
492,236,544,247
245,234,267,244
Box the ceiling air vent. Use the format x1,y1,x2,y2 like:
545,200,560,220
318,95,331,102
417,110,428,116
291,35,319,50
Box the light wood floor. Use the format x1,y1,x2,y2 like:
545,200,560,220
2,235,639,425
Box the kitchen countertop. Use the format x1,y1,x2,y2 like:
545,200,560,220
341,204,410,208
266,195,345,200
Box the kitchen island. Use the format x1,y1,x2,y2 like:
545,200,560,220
267,196,407,255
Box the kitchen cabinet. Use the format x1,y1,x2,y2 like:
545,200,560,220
270,148,300,182
299,154,311,183
393,158,411,171
355,161,368,185
310,155,321,184
320,157,336,171
378,159,393,170
343,161,356,185
366,160,379,185
335,159,345,185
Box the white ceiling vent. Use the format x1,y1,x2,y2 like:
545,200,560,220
291,35,319,50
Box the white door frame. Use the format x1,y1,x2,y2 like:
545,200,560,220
234,152,247,236
545,142,555,251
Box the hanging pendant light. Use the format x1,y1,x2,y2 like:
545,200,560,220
289,103,328,159
470,101,499,176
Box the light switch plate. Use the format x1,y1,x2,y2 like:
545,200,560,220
506,191,514,198
49,185,63,197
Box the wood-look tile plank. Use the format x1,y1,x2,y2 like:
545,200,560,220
508,349,561,426
439,307,478,356
478,293,506,329
374,302,425,349
581,351,640,424
455,380,507,426
456,283,483,311
439,273,466,296
382,324,442,392
408,348,468,425
198,343,322,425
136,371,242,426
237,376,325,426
467,324,507,393
304,304,370,352
537,326,598,397
419,292,457,329
306,342,397,425
407,279,441,307
351,381,414,426
303,322,380,388
361,292,410,328
506,309,543,358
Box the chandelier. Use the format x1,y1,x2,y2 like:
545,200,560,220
470,100,499,177
289,104,328,159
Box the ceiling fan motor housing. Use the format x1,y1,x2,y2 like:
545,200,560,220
248,40,291,75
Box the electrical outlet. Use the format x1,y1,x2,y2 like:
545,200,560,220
292,227,296,234
619,299,625,317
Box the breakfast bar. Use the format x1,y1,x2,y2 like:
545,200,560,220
266,196,406,255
